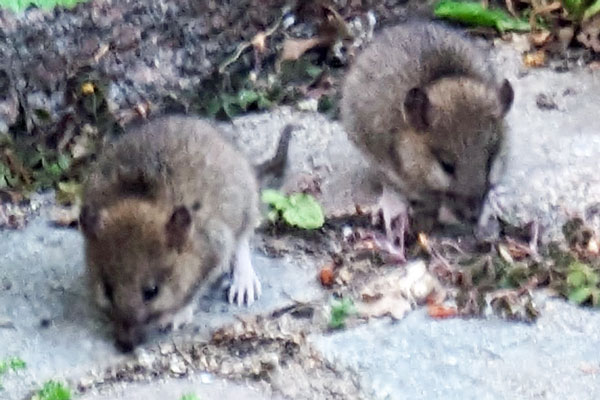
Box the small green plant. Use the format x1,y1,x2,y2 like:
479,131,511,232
0,357,26,375
566,261,600,306
261,189,325,230
180,394,200,400
0,0,88,12
329,298,355,329
202,88,274,120
32,380,71,400
434,0,531,33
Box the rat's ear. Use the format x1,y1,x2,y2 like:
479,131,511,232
498,79,514,116
165,205,192,249
403,87,430,133
79,205,104,238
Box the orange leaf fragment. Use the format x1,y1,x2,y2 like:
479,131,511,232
320,266,334,287
427,304,458,319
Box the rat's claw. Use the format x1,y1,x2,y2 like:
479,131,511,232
228,268,260,306
229,237,261,306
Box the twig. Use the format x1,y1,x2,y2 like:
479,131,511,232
218,15,283,74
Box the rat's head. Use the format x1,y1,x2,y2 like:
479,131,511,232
80,199,213,352
402,76,513,225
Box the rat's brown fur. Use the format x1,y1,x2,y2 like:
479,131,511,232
341,20,514,232
80,115,260,351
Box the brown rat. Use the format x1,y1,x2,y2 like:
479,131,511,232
340,20,514,252
79,115,291,352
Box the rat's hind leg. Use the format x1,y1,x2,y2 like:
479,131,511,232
228,236,262,306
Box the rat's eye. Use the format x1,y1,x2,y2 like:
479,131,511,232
439,160,456,175
433,151,456,175
142,285,160,302
103,280,114,302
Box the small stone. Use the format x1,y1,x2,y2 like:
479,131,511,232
169,356,187,375
159,342,175,355
78,376,95,390
536,93,557,110
136,350,155,369
220,361,232,375
199,372,213,383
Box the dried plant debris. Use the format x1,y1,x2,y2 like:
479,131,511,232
356,260,444,320
74,313,364,400
434,0,600,55
321,209,600,323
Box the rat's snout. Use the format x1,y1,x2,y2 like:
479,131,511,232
114,320,146,353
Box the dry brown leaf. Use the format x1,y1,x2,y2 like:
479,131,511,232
49,204,80,227
356,260,444,320
577,15,600,52
319,265,334,287
529,30,552,47
523,50,547,67
427,304,458,319
280,37,329,62
251,32,268,54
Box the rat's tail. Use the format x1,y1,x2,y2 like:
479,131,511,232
254,124,297,181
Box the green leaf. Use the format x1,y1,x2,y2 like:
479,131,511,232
256,93,273,110
329,298,355,329
57,154,71,171
56,181,83,205
568,286,593,304
8,357,26,371
221,95,242,119
204,97,222,117
237,89,260,110
567,269,587,288
562,0,588,18
32,380,71,400
282,193,324,229
45,163,63,179
305,64,323,79
34,109,51,121
583,0,600,19
567,261,600,287
180,394,200,400
434,0,531,33
261,189,291,210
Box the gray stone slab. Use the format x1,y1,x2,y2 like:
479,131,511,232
311,296,600,400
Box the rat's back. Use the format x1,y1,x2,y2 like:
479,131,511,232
84,115,258,239
341,20,496,168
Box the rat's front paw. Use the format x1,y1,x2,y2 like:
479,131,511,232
157,303,194,332
228,266,262,307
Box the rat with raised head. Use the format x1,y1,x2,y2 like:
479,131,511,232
79,115,293,352
340,20,514,255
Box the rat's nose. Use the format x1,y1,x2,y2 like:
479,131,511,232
114,321,146,353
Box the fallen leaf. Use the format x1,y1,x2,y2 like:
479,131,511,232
49,205,80,228
588,238,600,254
251,31,268,53
577,14,600,52
427,304,458,319
529,30,552,47
81,82,95,95
356,260,444,320
319,266,334,287
280,36,329,62
498,243,515,263
523,50,546,67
